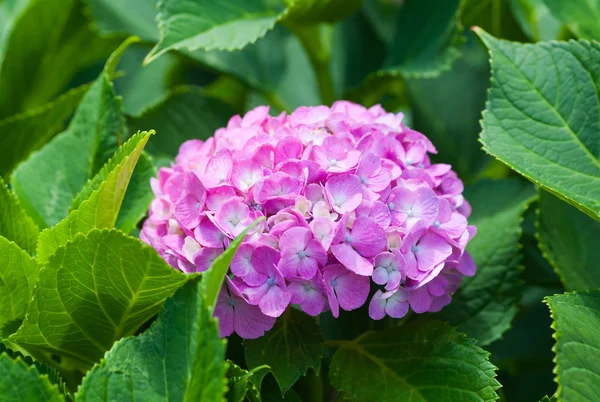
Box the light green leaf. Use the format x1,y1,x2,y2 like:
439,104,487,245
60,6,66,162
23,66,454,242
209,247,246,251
226,361,269,402
0,0,117,118
76,276,225,402
115,152,157,235
329,321,500,402
87,0,159,41
0,85,88,178
11,38,134,229
0,353,63,402
476,30,600,221
0,237,39,329
36,130,152,263
146,0,287,63
546,292,600,402
538,191,600,291
129,86,233,160
543,0,600,40
510,0,563,41
0,176,39,255
10,229,188,369
380,0,465,78
283,0,363,24
434,178,536,345
244,308,324,394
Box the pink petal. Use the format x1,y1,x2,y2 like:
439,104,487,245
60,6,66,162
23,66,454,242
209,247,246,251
193,247,223,272
324,174,363,214
279,227,311,254
250,245,280,276
408,286,433,313
331,243,374,276
310,217,336,251
457,251,476,276
259,285,291,317
385,288,410,318
215,198,251,238
231,159,263,192
203,149,233,187
349,217,387,258
194,218,226,248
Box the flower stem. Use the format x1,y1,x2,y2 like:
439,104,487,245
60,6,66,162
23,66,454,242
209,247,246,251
289,24,336,105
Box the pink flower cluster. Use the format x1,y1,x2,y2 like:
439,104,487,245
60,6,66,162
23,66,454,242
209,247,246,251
141,101,476,339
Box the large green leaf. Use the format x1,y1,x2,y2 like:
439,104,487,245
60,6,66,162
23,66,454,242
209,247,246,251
0,353,63,401
129,86,233,160
0,236,39,329
36,130,152,263
329,321,500,402
0,176,39,255
244,308,324,394
538,191,600,291
0,85,88,178
76,277,225,402
434,178,536,345
546,292,600,402
10,229,188,369
543,0,600,40
0,0,117,118
11,39,133,228
476,30,600,221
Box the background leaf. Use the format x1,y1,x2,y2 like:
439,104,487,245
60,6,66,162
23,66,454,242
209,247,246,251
245,308,324,394
538,191,600,291
10,229,188,369
226,361,269,402
546,292,600,402
76,277,224,402
0,177,39,255
434,178,536,345
329,321,500,402
0,353,64,401
543,0,600,40
476,30,600,221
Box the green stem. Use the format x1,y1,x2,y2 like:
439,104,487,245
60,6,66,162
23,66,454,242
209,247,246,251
289,24,336,105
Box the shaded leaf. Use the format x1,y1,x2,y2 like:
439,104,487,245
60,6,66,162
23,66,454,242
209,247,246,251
36,130,151,263
476,29,600,221
245,308,324,394
434,178,536,345
510,0,563,41
10,229,188,369
538,191,600,291
543,0,600,40
0,176,39,254
329,321,500,402
226,361,269,402
0,353,63,401
546,292,600,402
0,85,88,178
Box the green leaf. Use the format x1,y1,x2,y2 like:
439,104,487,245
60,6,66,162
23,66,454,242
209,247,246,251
329,321,500,402
546,292,600,402
510,0,563,41
0,85,88,178
538,191,600,291
226,361,269,402
462,0,529,42
434,178,536,345
114,152,157,235
283,0,363,24
11,38,134,229
406,32,492,182
0,176,39,255
129,86,234,160
540,395,557,402
380,0,465,78
10,229,188,369
36,130,151,263
543,0,600,40
76,276,225,402
0,236,39,329
476,30,600,221
244,308,324,394
0,353,63,401
146,0,287,63
0,0,117,117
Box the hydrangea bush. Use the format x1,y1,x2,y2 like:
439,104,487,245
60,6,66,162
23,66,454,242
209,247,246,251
1,0,599,401
141,102,476,338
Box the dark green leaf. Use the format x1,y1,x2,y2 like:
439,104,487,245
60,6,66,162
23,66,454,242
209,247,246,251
546,292,600,402
0,0,117,117
0,352,63,401
329,321,500,402
434,178,536,345
283,0,363,24
462,0,528,42
0,176,39,255
10,229,188,369
0,236,39,329
245,308,324,394
476,29,600,221
543,0,600,39
76,277,225,402
11,38,133,228
36,130,152,263
538,191,600,291
0,85,88,178
226,361,269,402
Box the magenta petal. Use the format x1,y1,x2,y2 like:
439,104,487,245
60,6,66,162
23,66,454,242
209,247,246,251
408,286,433,313
233,297,276,338
193,247,224,272
414,232,452,272
175,194,203,228
214,286,234,337
457,251,476,276
350,217,387,258
259,285,291,317
385,288,410,318
231,159,263,191
279,227,311,254
250,245,280,275
324,174,363,214
331,243,374,276
194,218,225,248
369,290,387,320
334,268,370,311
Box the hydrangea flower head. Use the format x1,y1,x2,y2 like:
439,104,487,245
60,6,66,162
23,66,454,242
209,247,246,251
142,101,476,339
